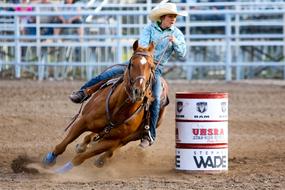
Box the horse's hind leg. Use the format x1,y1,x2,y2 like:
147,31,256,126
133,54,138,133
73,139,120,166
75,132,98,153
54,139,120,173
43,119,87,166
94,148,115,168
94,131,144,168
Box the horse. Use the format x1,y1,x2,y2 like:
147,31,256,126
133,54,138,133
42,40,169,173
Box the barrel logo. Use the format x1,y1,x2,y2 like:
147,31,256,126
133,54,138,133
196,102,207,113
194,155,227,169
177,101,183,113
221,102,227,113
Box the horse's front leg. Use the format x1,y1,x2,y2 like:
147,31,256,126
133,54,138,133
54,139,120,173
75,132,98,153
42,118,88,166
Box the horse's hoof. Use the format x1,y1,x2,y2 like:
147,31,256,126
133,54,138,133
94,158,105,168
42,152,57,167
54,161,74,174
75,144,86,153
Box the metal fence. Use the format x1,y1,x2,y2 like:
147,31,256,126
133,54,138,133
1,1,285,80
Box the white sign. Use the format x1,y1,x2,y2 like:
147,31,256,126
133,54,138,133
176,98,228,121
176,121,228,144
176,148,228,171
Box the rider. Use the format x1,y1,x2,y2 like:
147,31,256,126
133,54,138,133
69,2,187,148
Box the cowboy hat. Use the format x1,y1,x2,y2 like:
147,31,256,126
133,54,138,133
149,3,188,22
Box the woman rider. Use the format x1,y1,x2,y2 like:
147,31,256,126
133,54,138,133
69,3,187,148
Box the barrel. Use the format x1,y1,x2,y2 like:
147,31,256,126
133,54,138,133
175,92,228,172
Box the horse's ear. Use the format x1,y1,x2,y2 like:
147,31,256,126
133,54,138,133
148,42,155,52
133,40,139,51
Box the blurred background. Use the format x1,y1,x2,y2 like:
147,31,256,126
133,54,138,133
1,0,285,81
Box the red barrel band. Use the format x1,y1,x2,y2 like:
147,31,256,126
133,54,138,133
176,143,228,149
176,119,227,122
176,92,228,99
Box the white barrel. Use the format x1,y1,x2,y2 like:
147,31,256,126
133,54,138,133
175,92,228,173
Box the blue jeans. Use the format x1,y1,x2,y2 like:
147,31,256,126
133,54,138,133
80,65,126,90
80,65,162,141
149,69,162,140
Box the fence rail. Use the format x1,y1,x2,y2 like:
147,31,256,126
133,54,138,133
1,2,285,80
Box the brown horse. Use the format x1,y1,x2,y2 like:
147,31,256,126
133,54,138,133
42,40,169,173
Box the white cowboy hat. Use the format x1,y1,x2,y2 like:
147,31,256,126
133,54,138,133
149,3,188,22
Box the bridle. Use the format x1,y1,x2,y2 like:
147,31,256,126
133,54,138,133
101,50,154,134
126,51,154,102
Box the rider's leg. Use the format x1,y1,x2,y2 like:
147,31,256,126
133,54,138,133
69,65,126,103
140,69,162,147
80,66,125,90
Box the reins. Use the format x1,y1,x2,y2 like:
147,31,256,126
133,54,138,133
105,78,146,132
155,35,172,69
156,41,170,69
64,102,84,132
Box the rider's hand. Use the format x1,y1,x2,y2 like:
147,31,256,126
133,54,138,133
168,35,176,43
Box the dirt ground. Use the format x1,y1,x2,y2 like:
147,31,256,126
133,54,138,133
0,79,284,190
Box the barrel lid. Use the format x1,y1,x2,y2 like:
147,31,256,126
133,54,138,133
176,92,228,99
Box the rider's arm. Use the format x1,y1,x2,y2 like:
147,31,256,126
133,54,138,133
138,24,152,48
172,29,186,58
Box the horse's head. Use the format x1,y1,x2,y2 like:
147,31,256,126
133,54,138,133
125,40,155,102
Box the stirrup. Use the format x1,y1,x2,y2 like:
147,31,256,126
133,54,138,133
145,127,155,145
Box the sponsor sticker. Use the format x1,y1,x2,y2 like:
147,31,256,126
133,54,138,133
176,148,228,171
176,122,228,144
176,99,228,120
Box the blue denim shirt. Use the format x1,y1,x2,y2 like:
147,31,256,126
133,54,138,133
138,22,186,71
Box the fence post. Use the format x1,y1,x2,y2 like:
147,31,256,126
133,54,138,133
225,13,232,81
185,3,192,80
235,5,242,80
283,12,285,80
86,47,93,80
15,16,21,79
36,6,44,81
116,15,122,64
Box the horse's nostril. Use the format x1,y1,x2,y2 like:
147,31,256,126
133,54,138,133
135,89,140,96
134,88,144,98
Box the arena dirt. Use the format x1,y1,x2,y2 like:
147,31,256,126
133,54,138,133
0,80,284,190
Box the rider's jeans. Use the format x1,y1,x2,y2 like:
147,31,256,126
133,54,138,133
149,68,162,141
80,65,126,90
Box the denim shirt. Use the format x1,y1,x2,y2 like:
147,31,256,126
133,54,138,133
138,22,186,71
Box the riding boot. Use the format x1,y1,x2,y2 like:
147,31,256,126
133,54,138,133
69,90,89,104
139,125,155,148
